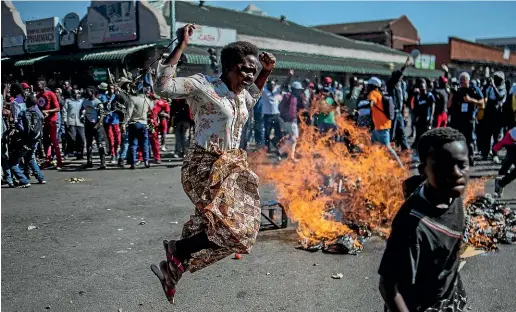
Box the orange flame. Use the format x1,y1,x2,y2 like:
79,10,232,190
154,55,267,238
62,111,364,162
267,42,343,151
250,114,409,246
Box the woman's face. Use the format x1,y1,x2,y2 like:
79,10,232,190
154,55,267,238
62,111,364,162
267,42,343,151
225,54,258,92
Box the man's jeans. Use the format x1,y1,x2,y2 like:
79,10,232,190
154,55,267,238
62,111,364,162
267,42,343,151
372,129,403,167
8,143,45,185
68,125,86,156
128,122,149,165
391,112,409,151
118,130,129,160
263,114,282,150
1,134,12,183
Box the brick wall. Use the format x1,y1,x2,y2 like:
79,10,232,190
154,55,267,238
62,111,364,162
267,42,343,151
450,38,516,66
343,32,390,47
403,44,450,67
390,16,419,50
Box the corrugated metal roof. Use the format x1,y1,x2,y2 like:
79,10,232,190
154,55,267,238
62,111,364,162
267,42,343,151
14,55,49,67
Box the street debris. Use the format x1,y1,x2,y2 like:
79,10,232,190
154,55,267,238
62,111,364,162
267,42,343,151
233,254,242,260
170,221,179,224
266,272,271,276
139,221,146,225
65,177,85,183
27,224,38,230
78,290,84,296
465,195,516,251
331,273,344,279
313,263,319,266
40,256,46,259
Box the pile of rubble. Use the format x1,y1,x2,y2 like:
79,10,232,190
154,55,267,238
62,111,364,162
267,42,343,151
465,195,516,251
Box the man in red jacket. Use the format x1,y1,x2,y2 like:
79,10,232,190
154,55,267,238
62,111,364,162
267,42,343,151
155,97,170,151
37,79,63,169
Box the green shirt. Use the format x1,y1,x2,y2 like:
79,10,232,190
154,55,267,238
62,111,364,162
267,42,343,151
315,97,336,125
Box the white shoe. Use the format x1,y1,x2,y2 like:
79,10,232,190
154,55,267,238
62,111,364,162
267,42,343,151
493,156,501,164
161,146,167,152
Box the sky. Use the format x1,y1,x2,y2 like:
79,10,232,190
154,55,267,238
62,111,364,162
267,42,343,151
11,1,516,44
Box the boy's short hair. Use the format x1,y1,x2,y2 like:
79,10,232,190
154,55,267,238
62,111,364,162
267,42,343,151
418,127,466,164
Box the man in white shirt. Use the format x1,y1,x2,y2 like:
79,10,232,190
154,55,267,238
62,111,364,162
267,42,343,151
125,93,152,169
62,89,85,159
261,80,283,152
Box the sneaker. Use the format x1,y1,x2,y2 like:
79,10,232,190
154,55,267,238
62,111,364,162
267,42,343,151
161,146,167,152
494,179,504,197
155,159,162,164
18,183,31,188
84,162,94,169
130,164,136,170
98,165,106,170
110,156,116,164
38,180,47,184
136,161,142,166
493,156,501,164
56,166,62,170
144,161,151,168
171,153,179,159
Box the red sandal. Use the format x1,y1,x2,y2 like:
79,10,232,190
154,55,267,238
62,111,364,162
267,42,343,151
150,261,177,304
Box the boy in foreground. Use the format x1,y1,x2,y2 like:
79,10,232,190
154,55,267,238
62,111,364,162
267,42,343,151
378,127,470,312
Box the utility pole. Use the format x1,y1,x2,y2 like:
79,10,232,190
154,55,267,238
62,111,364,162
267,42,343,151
169,0,176,52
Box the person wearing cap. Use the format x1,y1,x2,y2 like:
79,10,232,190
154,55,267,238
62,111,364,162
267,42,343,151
36,79,63,169
367,77,403,167
448,72,484,166
313,86,339,133
279,81,304,161
479,71,506,163
433,76,449,128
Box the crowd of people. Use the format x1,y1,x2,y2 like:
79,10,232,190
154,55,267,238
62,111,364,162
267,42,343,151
1,75,195,187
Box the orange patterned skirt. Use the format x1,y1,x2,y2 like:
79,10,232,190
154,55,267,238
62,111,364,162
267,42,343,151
180,145,261,273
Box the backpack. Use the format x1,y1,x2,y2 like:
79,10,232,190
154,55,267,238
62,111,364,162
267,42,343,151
21,109,43,142
377,92,395,120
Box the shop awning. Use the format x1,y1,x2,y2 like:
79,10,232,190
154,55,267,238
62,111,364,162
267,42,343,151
14,55,49,67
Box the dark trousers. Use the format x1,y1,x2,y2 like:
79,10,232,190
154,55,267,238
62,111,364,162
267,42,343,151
499,146,516,188
128,122,149,165
453,120,475,164
68,125,86,157
240,120,251,150
479,116,504,158
264,114,282,150
413,117,430,151
85,120,106,165
254,113,264,146
391,112,410,151
174,120,190,156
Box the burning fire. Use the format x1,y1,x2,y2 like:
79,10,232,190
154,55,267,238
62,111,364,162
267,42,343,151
250,112,409,249
250,109,490,252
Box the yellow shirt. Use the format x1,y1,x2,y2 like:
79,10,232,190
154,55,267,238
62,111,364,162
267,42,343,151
368,89,391,130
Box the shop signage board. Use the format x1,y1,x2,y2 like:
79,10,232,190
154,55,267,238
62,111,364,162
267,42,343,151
88,1,138,44
60,32,76,46
92,68,108,81
25,17,60,53
415,54,436,70
176,22,237,47
2,35,24,48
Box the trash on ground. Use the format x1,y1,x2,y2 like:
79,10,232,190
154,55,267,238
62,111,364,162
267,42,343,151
65,177,86,183
139,221,146,225
233,254,242,260
331,273,344,279
27,224,38,230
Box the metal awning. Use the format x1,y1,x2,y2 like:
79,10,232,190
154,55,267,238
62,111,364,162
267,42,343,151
14,55,49,67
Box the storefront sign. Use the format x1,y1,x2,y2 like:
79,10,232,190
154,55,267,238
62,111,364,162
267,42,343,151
63,12,81,31
2,35,24,48
415,54,436,70
88,1,137,44
92,68,108,81
25,17,60,53
176,22,236,47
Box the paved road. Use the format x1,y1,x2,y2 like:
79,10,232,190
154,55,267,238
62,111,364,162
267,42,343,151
2,152,516,312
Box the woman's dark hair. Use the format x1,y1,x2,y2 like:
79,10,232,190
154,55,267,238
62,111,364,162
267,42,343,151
418,127,466,164
220,41,259,73
25,94,38,108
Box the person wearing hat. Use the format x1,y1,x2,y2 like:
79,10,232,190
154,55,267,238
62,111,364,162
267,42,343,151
479,71,507,163
367,77,403,167
278,81,304,161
